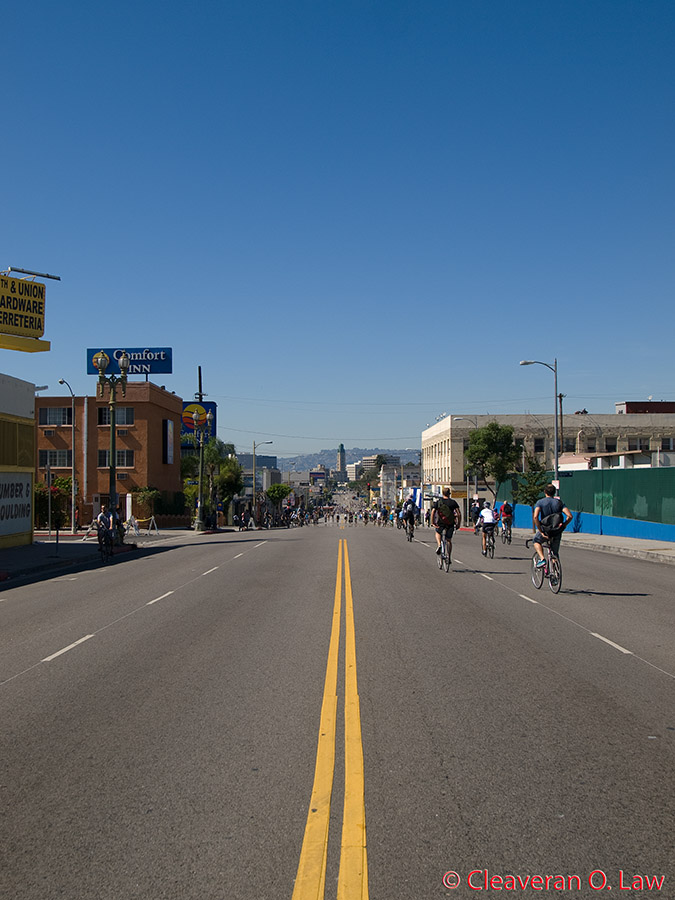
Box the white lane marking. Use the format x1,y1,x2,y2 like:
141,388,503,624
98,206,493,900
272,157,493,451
591,633,633,655
202,567,219,575
147,591,174,606
42,635,94,662
255,541,267,548
480,574,493,581
233,553,244,559
519,593,539,604
454,558,464,564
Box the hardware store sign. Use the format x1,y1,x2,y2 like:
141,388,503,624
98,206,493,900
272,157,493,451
0,473,32,535
0,276,46,338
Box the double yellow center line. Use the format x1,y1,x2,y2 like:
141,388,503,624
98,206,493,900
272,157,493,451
292,539,369,900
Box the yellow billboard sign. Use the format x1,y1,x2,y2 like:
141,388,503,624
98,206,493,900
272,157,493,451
0,275,46,338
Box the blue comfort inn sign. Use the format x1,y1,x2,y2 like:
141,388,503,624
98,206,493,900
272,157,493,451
86,347,173,376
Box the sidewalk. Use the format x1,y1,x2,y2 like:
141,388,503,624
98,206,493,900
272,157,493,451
0,528,201,586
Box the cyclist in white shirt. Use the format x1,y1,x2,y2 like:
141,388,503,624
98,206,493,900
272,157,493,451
478,501,497,556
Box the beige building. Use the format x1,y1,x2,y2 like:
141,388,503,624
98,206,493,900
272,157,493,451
422,410,675,504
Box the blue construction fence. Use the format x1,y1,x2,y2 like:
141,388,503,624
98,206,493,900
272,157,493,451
498,467,675,543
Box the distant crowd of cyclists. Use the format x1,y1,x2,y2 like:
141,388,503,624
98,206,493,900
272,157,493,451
230,484,573,574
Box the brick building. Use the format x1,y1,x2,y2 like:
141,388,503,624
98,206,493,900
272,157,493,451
36,381,185,526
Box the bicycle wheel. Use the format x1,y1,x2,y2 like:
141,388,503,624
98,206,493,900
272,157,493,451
548,555,562,593
501,526,507,544
438,539,445,569
531,553,544,589
507,527,512,545
444,548,451,571
488,534,495,559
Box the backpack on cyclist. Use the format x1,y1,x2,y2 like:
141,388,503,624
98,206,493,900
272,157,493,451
501,502,512,516
540,511,564,534
436,500,455,526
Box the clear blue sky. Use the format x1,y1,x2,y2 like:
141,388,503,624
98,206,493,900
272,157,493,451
3,0,674,457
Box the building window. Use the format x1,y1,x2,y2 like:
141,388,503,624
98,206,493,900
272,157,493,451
39,449,72,467
605,438,617,453
98,407,135,426
563,437,576,453
587,439,596,453
534,438,545,453
662,438,675,451
628,437,650,451
39,407,72,426
98,449,135,467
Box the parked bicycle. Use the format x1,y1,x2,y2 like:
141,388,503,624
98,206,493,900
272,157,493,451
527,538,562,593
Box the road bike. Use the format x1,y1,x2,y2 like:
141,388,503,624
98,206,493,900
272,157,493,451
437,528,452,572
501,519,512,544
405,518,415,542
484,525,496,559
528,539,562,593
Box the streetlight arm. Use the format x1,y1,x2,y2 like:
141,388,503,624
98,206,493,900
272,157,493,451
520,359,555,374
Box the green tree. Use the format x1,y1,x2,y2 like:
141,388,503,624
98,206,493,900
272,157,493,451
512,454,549,510
215,454,244,519
465,422,521,500
201,439,236,518
131,486,161,519
266,483,291,510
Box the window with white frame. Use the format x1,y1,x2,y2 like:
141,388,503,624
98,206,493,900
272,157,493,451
98,449,135,467
39,449,72,467
98,407,135,426
628,437,650,451
661,438,675,451
39,407,72,426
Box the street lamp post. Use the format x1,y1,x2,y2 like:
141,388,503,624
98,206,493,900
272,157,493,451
252,439,273,528
520,358,559,483
58,378,76,533
193,408,214,531
96,351,130,523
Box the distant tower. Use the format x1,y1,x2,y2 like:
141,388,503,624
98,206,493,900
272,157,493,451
337,443,346,472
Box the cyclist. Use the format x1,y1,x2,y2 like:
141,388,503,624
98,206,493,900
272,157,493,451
533,484,573,567
402,495,417,538
499,500,513,539
478,501,498,556
431,488,461,562
96,505,114,555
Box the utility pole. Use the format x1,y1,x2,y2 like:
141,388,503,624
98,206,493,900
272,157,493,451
558,393,566,455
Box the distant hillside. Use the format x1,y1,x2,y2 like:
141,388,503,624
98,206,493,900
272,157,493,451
277,447,420,472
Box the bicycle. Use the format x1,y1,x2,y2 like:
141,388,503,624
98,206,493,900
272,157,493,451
97,526,114,564
437,528,452,572
527,539,562,593
405,517,415,542
501,519,512,544
484,525,496,559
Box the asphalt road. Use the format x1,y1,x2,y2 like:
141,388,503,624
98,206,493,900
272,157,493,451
1,524,673,899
